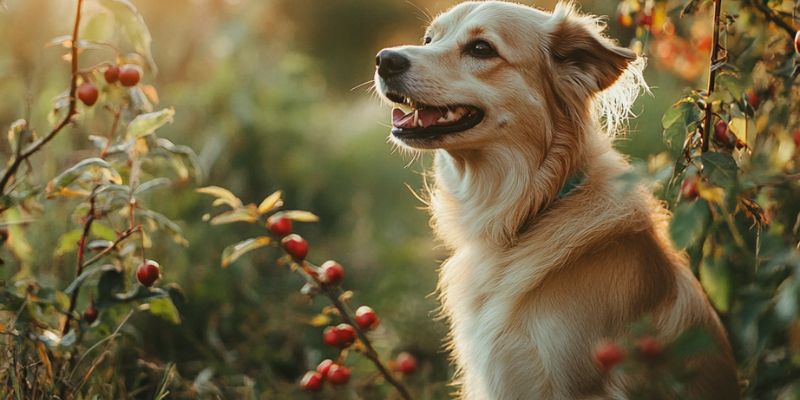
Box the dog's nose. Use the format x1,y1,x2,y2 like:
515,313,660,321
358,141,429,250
376,49,410,78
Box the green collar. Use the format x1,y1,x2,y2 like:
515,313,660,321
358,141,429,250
556,171,586,200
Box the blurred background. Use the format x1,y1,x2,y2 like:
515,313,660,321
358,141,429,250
0,0,713,398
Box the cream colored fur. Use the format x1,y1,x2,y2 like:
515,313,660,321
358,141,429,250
374,1,740,399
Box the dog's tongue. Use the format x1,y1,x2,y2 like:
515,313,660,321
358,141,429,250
392,107,445,129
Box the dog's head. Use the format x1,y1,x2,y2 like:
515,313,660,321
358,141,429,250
374,1,638,151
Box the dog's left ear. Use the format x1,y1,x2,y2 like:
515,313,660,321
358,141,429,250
548,5,636,92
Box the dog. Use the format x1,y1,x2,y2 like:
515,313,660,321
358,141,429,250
374,1,740,399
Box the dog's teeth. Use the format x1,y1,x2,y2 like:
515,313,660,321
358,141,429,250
413,110,419,127
445,109,455,122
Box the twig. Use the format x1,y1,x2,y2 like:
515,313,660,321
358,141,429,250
745,0,796,39
0,0,84,195
79,225,141,269
62,189,97,336
701,0,723,153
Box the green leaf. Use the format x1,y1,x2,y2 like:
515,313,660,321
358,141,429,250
45,158,122,197
221,236,271,268
96,266,125,307
700,240,731,312
147,297,181,324
64,264,104,294
98,0,157,71
661,100,699,143
115,286,168,303
700,152,738,188
125,107,175,139
155,138,202,182
138,209,188,246
669,201,709,249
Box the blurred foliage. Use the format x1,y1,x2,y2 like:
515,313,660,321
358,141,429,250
0,0,797,398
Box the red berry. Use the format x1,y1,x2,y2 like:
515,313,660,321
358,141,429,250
321,260,344,285
794,30,800,55
793,129,800,149
354,306,379,331
336,323,357,347
635,336,663,360
118,65,141,87
77,82,99,106
323,326,341,347
104,65,119,83
396,352,418,374
638,13,652,27
281,234,308,261
266,216,292,237
326,364,351,385
136,259,161,287
83,305,99,323
300,371,323,391
594,341,626,372
317,359,335,377
746,89,761,109
714,120,736,149
680,176,699,200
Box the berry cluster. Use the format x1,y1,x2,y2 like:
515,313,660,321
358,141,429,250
76,64,144,107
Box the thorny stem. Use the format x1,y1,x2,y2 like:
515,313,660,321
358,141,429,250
291,260,413,400
0,0,84,197
701,0,723,153
62,190,97,336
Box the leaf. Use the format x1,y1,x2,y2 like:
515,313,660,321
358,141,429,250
669,201,709,249
276,210,320,223
309,314,331,327
138,209,188,246
135,177,171,195
196,186,242,209
98,0,157,71
155,138,202,182
116,286,168,303
147,297,181,324
700,253,731,312
257,190,283,214
125,107,175,139
221,236,271,268
696,182,725,205
96,266,125,307
46,158,122,197
700,152,738,188
64,264,104,294
209,206,259,225
661,100,699,144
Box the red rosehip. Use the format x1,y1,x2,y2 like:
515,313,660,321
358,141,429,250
746,89,761,109
396,352,418,374
118,65,141,87
638,13,652,27
136,259,161,287
794,30,800,55
104,65,120,83
321,260,344,285
680,176,699,200
793,129,800,149
354,306,379,331
77,82,99,106
594,341,626,372
326,364,351,385
714,120,736,149
300,371,323,391
83,305,99,323
323,326,341,347
281,234,308,261
635,336,663,360
266,215,292,237
336,323,357,347
317,359,335,377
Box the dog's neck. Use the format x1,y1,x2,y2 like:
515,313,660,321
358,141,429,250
430,125,613,249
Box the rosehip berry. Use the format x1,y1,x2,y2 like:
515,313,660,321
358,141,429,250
300,371,323,391
266,215,292,237
354,306,379,331
746,89,761,109
136,259,161,287
336,323,357,347
594,341,626,372
83,305,99,323
104,65,120,83
635,336,663,360
680,176,699,200
326,364,351,385
323,326,341,347
281,234,308,261
396,352,418,374
321,260,344,285
118,65,141,87
793,129,800,149
317,359,335,377
714,120,736,149
77,82,99,106
638,14,652,27
795,30,800,55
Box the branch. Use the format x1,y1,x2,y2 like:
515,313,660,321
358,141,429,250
701,0,723,153
62,190,97,336
745,0,796,39
0,0,84,195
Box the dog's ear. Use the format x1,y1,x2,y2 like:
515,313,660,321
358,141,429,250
548,4,636,92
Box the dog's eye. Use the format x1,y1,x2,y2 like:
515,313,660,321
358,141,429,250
423,36,432,45
465,40,497,58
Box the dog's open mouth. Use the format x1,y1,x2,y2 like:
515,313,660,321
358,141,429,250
387,92,484,140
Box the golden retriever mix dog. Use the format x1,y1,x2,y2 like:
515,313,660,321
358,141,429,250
373,1,740,399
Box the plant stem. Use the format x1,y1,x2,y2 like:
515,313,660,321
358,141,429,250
701,0,723,153
746,0,796,39
62,191,97,336
0,0,84,195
